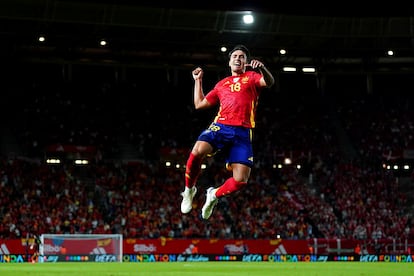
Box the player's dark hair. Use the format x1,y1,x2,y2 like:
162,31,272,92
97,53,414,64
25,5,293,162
228,44,250,59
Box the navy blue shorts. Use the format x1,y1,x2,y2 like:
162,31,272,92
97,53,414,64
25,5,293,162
197,122,254,167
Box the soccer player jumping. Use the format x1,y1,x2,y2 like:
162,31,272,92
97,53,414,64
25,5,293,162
181,45,275,219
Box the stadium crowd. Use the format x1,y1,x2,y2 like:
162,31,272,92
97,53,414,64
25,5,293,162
1,70,414,245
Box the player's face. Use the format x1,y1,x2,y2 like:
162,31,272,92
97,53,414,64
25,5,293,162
229,50,247,74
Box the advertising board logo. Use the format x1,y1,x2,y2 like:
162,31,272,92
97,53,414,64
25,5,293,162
134,244,156,253
0,244,10,255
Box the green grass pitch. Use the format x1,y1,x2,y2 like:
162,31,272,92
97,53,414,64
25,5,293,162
0,262,413,276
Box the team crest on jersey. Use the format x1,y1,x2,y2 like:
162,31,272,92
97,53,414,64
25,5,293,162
242,76,249,83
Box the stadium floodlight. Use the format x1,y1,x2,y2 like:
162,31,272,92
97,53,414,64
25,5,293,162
302,67,316,73
46,158,61,164
242,13,254,24
283,66,297,72
74,159,89,165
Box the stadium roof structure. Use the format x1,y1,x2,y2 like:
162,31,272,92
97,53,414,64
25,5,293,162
1,0,414,74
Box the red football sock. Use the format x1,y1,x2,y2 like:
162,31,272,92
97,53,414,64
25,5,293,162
185,152,202,188
216,177,247,197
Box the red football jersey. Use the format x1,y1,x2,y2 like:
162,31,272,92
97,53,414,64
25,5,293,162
205,71,263,128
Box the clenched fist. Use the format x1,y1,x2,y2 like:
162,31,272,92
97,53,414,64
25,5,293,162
192,67,203,80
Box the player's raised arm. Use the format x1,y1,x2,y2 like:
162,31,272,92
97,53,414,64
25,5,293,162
258,65,275,88
192,67,211,109
247,59,275,88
